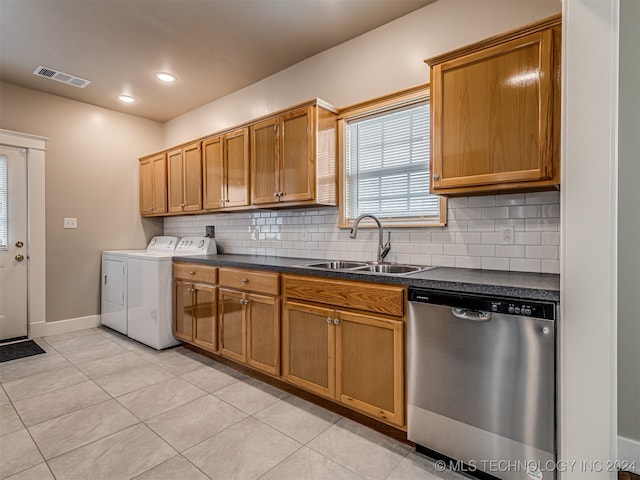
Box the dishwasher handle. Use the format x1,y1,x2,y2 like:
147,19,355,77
451,307,491,322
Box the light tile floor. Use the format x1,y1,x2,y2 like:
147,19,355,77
0,327,468,480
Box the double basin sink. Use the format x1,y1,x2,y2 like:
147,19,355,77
299,260,433,276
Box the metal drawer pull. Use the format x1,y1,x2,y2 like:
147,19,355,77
189,271,195,276
241,278,249,283
451,308,491,322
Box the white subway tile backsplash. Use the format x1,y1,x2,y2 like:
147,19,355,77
515,232,541,245
468,196,496,207
525,245,559,259
508,205,540,218
482,257,510,270
432,255,456,267
455,256,482,269
165,193,561,274
495,193,526,206
468,244,495,257
495,245,526,258
542,259,561,274
510,258,541,273
481,206,510,219
444,244,468,256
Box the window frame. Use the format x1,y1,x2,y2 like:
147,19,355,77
337,84,446,229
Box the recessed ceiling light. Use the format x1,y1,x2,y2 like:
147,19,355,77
117,95,136,103
155,72,176,83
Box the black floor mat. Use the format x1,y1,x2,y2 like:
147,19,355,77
0,340,46,363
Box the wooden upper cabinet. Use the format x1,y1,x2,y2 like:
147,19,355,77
168,141,202,213
203,128,250,211
250,101,337,207
139,153,167,216
427,14,561,196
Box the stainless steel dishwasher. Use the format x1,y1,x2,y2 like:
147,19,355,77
407,288,557,480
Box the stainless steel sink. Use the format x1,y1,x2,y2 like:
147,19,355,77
304,261,368,270
359,264,427,274
299,260,432,276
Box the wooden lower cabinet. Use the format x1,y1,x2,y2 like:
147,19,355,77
336,310,404,427
282,299,404,427
283,301,335,398
219,289,246,363
174,280,217,353
219,288,280,376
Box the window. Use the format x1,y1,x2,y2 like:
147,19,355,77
340,87,445,227
0,155,7,249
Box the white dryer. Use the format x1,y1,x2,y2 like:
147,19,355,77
100,236,178,335
127,236,217,350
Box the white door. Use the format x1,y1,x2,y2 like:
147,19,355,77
0,145,28,341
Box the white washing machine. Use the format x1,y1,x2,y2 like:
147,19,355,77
127,236,217,350
101,236,178,335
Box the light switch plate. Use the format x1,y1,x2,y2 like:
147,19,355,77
64,217,77,229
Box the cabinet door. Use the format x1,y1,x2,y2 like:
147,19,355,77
139,157,155,215
203,136,224,210
173,280,194,342
167,148,184,213
335,310,404,427
151,154,167,214
218,288,246,363
193,284,218,353
182,142,202,211
431,30,555,192
282,300,335,398
224,128,250,208
246,293,280,376
251,117,280,205
280,106,314,203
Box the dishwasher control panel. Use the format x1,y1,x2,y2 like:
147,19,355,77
408,289,556,320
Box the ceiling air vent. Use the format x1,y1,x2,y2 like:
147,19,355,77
33,66,91,88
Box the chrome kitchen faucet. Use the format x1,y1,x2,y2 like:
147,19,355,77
349,214,391,263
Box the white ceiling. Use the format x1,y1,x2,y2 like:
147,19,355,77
0,0,434,122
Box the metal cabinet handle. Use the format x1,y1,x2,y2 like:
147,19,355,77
241,278,249,284
451,307,491,322
433,174,440,181
220,200,225,206
189,271,195,276
188,287,195,293
149,207,155,211
333,318,340,325
240,299,250,305
326,317,332,324
273,192,279,198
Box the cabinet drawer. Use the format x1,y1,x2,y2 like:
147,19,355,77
283,275,405,317
219,268,279,295
174,263,217,284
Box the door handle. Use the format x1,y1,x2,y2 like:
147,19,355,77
15,254,25,262
451,307,491,321
15,241,24,248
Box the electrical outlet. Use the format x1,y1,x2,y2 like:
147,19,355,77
301,231,309,241
502,226,513,243
63,217,77,229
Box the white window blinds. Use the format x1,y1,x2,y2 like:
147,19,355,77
0,155,7,249
344,101,439,221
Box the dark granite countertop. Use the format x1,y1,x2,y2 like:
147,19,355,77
174,253,560,302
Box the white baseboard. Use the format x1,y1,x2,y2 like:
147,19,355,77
29,315,101,338
619,436,640,473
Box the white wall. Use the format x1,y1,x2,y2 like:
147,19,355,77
617,0,640,459
560,0,619,477
164,0,561,147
